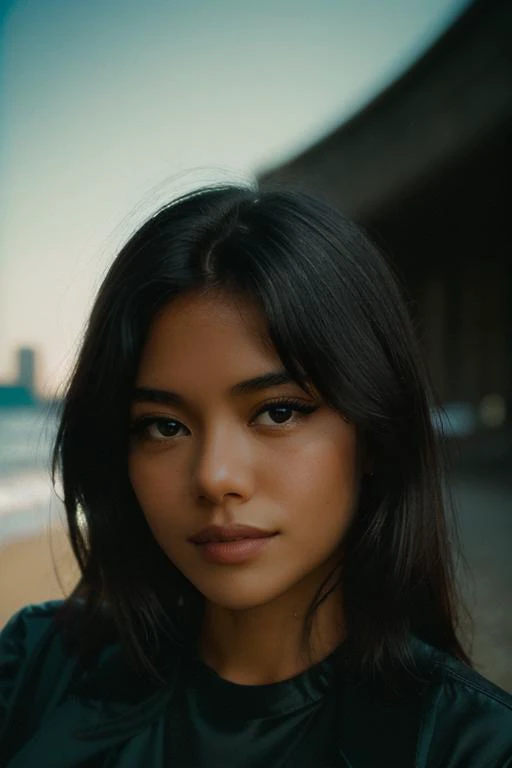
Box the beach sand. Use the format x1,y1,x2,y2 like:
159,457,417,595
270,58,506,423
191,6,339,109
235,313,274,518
0,525,79,627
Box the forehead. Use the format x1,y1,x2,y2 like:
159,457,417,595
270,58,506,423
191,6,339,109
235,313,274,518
136,289,279,386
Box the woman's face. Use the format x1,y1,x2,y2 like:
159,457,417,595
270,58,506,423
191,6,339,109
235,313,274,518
128,289,361,612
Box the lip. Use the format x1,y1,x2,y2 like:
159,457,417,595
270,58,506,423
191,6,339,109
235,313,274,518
193,535,277,565
189,524,276,544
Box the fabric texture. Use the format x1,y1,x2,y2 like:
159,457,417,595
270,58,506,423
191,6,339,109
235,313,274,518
1,600,511,767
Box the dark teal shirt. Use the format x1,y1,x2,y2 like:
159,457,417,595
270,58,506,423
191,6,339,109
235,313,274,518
1,601,511,766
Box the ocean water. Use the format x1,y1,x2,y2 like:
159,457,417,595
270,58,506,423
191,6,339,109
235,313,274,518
0,406,64,544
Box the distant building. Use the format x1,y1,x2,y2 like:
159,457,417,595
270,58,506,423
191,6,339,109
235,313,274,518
0,347,37,407
18,348,35,392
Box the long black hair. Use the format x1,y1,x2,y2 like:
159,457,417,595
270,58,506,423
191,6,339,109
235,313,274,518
52,182,470,687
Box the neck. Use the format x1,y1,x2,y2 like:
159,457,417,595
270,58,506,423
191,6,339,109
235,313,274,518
198,577,345,686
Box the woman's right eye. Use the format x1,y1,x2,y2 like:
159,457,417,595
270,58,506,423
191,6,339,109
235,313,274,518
131,417,188,441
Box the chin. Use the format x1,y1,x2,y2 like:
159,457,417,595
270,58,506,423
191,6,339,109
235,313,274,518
192,574,301,614
211,596,272,613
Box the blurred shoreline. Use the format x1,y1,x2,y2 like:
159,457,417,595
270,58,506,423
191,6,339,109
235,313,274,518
0,405,78,625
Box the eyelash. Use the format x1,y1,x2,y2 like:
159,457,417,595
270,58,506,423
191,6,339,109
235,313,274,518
130,397,318,442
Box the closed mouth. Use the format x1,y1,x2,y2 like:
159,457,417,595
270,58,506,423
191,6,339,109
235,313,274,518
197,533,275,544
189,526,277,545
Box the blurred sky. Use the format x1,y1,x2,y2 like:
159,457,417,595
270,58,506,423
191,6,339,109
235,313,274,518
1,0,471,396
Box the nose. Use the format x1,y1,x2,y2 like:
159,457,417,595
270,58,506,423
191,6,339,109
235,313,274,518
193,424,254,505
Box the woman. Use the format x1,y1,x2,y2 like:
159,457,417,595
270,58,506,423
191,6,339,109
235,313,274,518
1,184,511,766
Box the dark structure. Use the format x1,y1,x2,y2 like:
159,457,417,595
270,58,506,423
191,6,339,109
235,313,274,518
261,0,512,422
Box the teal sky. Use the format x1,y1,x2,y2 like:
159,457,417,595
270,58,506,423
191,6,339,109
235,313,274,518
0,0,470,394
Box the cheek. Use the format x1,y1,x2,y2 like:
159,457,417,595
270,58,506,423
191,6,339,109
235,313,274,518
270,430,360,532
128,454,187,529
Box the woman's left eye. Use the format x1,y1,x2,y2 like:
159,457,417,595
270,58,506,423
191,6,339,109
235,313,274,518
252,400,318,426
130,417,188,441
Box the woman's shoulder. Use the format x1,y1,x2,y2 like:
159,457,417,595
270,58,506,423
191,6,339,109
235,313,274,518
1,598,86,690
0,600,180,764
413,637,512,766
0,599,183,764
414,635,512,711
0,601,72,752
0,599,63,650
0,598,173,706
0,599,67,704
0,599,143,717
336,638,512,766
0,598,104,680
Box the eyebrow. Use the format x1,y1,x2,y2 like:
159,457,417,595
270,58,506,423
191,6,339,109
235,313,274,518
132,371,307,407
